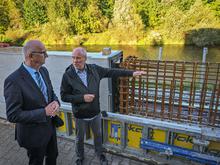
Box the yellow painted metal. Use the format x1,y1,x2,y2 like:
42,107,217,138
108,120,121,145
127,124,143,149
208,141,220,153
149,129,166,143
57,112,66,132
72,118,75,130
173,133,193,149
71,117,76,136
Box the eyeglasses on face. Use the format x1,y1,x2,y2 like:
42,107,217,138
31,51,48,57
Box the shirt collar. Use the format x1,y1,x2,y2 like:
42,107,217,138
74,65,87,74
23,62,38,75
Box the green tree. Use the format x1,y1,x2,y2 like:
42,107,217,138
46,0,73,21
133,0,163,28
112,0,144,30
0,0,10,34
202,0,220,18
69,0,105,34
173,0,196,11
7,0,24,29
13,0,24,16
97,0,115,20
160,0,220,44
23,0,48,27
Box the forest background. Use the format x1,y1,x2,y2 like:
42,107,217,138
0,0,219,47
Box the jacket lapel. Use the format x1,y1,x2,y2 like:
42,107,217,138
19,64,47,103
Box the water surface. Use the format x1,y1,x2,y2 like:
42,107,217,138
47,45,220,62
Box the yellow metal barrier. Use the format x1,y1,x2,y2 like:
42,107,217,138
57,111,67,133
57,110,220,164
149,129,166,143
127,124,143,149
107,121,121,145
173,133,193,149
208,141,220,155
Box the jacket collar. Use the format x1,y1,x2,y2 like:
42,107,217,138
66,64,93,89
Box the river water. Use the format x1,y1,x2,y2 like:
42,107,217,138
47,45,220,62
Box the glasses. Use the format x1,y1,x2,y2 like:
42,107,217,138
31,51,48,57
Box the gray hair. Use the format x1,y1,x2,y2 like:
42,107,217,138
22,42,30,58
22,40,45,60
72,47,87,57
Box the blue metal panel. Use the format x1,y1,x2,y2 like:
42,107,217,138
140,138,220,165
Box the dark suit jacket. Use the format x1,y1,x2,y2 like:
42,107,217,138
4,64,59,149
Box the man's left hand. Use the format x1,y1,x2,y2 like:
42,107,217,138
51,101,60,115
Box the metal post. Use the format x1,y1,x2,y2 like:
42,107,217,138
202,47,208,63
120,122,126,149
64,112,72,136
158,47,163,60
200,47,208,87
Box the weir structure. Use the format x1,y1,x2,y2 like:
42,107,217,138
0,48,219,164
57,53,220,164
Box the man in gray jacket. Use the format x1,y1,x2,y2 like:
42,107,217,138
60,47,145,165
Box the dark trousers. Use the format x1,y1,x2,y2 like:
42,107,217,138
27,134,58,165
75,114,103,160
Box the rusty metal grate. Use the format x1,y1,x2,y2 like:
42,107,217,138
117,56,220,127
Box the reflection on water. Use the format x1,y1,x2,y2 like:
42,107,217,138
47,45,220,62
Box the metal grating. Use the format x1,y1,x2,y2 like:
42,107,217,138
118,56,220,127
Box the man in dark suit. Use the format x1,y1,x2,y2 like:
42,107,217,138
60,47,145,165
4,40,60,165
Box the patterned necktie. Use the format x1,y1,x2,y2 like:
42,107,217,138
35,72,48,102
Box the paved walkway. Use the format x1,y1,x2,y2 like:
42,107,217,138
0,118,148,165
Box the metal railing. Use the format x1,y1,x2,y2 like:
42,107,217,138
118,56,220,127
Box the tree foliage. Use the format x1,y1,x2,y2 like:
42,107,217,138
1,0,219,45
174,0,196,11
0,0,10,34
133,0,163,28
69,0,106,34
202,0,220,18
23,0,48,27
97,0,115,20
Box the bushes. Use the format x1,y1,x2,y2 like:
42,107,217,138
4,28,29,46
185,28,220,46
0,35,12,43
159,0,220,45
37,18,71,45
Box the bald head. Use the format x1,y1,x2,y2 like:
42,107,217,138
72,47,87,70
23,40,46,57
72,47,87,58
23,40,47,70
